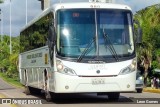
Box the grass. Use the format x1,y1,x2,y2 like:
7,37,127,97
0,72,24,88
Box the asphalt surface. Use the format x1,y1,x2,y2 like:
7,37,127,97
0,78,15,90
0,78,17,107
0,77,160,107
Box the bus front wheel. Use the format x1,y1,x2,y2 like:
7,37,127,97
107,92,120,101
45,91,52,102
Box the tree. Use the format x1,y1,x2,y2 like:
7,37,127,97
135,4,160,87
0,0,3,3
0,35,19,78
137,42,152,86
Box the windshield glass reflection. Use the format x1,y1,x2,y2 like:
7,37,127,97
57,9,134,61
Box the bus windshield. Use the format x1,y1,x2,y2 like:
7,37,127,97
57,9,134,61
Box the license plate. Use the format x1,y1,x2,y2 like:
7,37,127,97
92,78,105,85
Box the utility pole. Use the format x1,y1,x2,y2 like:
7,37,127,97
26,0,28,25
0,9,3,42
10,0,12,54
38,0,50,10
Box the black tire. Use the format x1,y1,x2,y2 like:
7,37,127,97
137,89,143,93
45,91,52,102
107,92,120,101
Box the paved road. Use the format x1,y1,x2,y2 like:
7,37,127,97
0,78,160,107
0,78,16,107
0,78,15,90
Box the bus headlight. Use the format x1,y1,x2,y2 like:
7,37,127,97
119,59,136,75
56,60,76,76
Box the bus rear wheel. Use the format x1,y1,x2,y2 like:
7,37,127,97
24,86,31,95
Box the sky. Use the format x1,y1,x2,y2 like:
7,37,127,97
0,0,160,37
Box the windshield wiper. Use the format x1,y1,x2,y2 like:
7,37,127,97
77,37,96,62
102,29,119,61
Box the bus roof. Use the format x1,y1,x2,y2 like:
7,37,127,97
52,2,131,11
20,2,132,33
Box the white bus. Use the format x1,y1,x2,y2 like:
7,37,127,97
19,1,141,101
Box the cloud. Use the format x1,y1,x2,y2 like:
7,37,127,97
1,0,10,6
0,0,42,36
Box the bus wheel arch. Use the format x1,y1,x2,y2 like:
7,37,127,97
24,69,31,95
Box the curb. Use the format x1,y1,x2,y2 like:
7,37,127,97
143,88,160,94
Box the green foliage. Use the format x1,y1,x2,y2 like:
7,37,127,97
0,35,19,79
156,49,160,57
135,4,160,49
0,0,4,3
152,61,159,69
135,4,160,81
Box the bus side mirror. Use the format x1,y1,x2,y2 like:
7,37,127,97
134,20,142,44
48,25,56,66
48,26,56,46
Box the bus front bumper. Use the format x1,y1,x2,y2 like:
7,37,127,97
52,72,136,93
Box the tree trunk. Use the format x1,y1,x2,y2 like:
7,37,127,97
143,62,149,87
144,72,148,87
